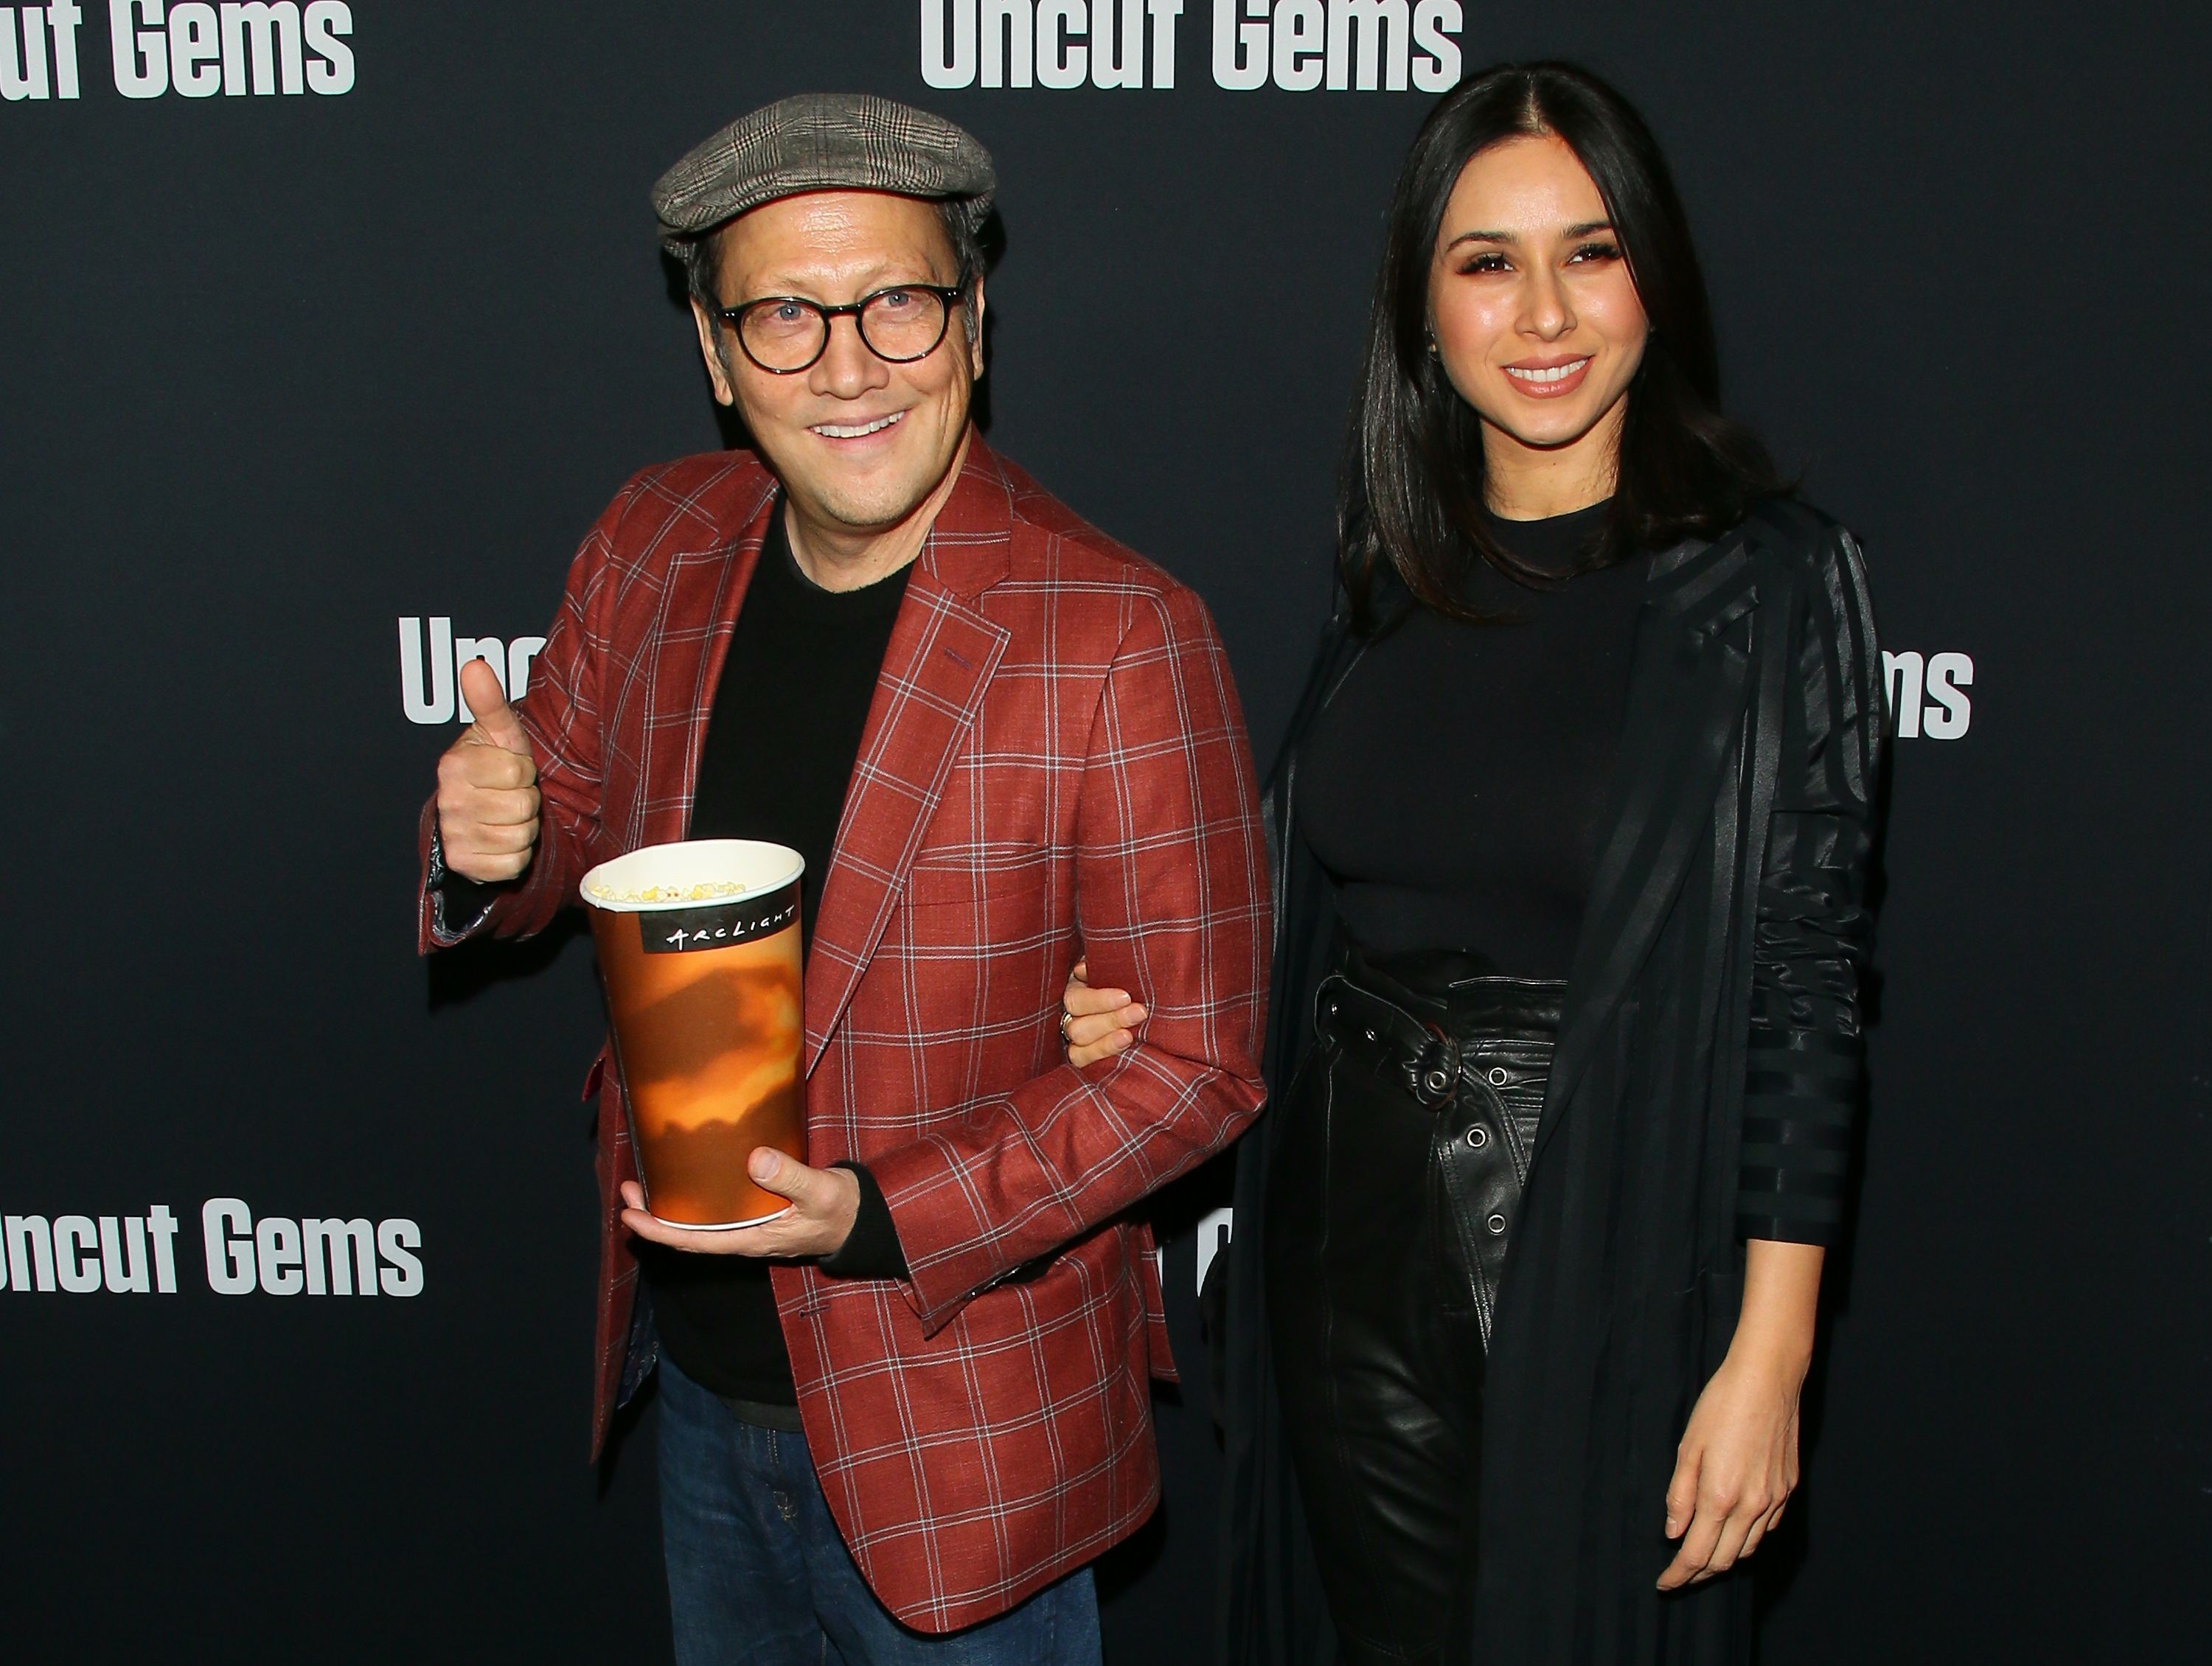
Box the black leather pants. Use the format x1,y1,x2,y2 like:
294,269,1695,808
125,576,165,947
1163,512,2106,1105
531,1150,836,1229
1265,949,1563,1666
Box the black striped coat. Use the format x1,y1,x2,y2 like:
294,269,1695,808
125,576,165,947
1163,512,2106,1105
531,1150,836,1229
1220,498,1885,1666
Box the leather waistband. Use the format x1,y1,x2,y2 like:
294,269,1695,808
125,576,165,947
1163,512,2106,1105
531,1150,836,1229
1335,946,1565,1032
1318,947,1564,1110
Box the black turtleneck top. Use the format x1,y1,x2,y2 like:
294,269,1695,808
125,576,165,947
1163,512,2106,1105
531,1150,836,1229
437,509,918,1412
641,507,911,1409
1299,502,1646,976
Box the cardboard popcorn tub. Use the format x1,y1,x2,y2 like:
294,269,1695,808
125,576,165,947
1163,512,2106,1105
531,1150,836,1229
581,840,807,1229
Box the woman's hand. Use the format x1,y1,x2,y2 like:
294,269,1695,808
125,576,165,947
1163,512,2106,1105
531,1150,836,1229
1060,958,1147,1067
1657,1238,1824,1590
1655,1345,1804,1589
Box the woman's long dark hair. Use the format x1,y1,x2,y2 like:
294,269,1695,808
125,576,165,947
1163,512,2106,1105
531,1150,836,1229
1341,62,1784,626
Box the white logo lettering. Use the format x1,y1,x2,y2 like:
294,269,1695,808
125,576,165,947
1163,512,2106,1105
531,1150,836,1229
1194,1205,1233,1294
1883,650,1975,741
1,1205,180,1293
922,0,1188,90
1212,0,1457,92
4,1,352,102
399,618,547,725
7,1202,420,1299
3,1,83,100
201,1197,424,1297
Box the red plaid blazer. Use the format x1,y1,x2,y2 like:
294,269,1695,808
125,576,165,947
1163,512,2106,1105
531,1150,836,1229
416,440,1270,1631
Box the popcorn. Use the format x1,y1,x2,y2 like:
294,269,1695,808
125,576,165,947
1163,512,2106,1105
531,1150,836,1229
585,878,748,904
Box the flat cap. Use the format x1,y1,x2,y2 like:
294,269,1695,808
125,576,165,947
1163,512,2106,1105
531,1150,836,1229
653,92,996,255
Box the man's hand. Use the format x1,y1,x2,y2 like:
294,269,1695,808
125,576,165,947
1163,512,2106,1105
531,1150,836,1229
435,658,540,882
620,1150,860,1259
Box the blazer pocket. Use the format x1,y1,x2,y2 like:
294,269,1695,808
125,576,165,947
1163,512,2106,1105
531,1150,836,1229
897,846,1063,1012
903,844,1055,908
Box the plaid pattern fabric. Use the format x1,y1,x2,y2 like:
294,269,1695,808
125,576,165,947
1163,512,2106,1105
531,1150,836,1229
415,442,1270,1632
652,91,997,253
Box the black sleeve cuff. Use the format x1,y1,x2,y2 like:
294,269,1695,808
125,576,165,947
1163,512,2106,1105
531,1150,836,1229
1736,1028,1858,1249
820,1162,908,1279
1736,1211,1843,1249
425,816,510,940
437,871,504,919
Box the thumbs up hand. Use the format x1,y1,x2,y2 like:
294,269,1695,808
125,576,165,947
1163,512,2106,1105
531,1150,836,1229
435,658,540,882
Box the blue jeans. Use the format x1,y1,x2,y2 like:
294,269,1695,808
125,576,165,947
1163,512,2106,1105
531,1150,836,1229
657,1356,1103,1666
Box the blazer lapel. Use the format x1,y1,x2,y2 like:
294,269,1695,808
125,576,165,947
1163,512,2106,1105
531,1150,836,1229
801,443,1015,1070
1535,531,1763,1154
632,478,778,849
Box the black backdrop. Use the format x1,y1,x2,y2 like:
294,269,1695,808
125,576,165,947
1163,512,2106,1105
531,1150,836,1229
4,3,2206,1661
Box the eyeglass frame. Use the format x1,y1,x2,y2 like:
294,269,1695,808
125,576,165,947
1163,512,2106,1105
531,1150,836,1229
710,273,975,375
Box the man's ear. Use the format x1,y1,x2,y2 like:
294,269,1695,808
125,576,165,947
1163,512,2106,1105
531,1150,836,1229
689,299,737,407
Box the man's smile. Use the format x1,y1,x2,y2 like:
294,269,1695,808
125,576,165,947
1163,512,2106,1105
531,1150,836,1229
808,410,907,441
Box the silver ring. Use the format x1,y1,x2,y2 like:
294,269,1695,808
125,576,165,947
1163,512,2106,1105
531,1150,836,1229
1060,1009,1074,1045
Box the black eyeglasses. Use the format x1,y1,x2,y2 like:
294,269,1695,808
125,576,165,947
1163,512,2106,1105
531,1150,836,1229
713,276,971,374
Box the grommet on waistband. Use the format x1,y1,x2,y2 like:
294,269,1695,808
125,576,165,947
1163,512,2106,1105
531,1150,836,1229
1406,1031,1463,1108
1466,1125,1488,1149
1488,1067,1509,1086
1486,1213,1507,1235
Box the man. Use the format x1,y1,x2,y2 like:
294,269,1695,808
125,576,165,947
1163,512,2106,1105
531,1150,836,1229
416,93,1270,1664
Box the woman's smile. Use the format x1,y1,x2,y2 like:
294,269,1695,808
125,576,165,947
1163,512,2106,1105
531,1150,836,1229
1500,354,1595,398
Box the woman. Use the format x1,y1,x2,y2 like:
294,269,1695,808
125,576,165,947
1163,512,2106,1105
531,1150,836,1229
1063,63,1882,1666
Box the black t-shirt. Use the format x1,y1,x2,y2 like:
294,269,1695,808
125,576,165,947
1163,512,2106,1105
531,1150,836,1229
1299,502,1646,977
641,506,911,1405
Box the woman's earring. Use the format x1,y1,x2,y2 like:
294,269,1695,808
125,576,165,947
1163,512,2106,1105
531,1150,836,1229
1425,333,1440,357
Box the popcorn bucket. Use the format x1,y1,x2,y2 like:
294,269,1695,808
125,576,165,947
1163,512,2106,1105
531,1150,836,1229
581,840,807,1229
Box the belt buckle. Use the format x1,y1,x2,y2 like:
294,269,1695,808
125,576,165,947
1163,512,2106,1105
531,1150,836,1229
1406,1025,1461,1108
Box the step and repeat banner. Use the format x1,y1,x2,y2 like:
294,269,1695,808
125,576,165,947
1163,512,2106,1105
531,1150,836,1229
3,4,2203,1662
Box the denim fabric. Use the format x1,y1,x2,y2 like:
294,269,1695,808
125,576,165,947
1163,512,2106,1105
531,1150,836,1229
658,1356,1103,1666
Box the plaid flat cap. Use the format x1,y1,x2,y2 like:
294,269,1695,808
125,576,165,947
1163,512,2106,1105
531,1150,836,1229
653,92,996,254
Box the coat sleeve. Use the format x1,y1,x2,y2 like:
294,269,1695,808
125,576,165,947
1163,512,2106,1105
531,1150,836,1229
414,484,626,954
1737,523,1885,1245
866,585,1273,1334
